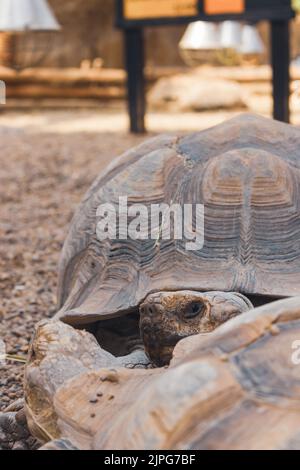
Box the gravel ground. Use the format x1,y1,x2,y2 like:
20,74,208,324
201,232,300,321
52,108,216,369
0,126,146,411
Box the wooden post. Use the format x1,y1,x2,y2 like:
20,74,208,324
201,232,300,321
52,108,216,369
271,20,290,123
125,28,146,133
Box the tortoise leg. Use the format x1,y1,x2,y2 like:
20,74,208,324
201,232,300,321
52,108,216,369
24,320,152,444
24,319,123,443
0,401,39,450
116,349,152,369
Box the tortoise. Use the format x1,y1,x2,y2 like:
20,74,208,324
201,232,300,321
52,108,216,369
25,295,300,449
54,113,300,367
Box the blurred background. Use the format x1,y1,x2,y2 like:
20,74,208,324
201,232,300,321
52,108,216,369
0,0,300,132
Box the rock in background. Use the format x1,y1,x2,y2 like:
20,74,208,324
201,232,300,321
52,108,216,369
148,73,248,111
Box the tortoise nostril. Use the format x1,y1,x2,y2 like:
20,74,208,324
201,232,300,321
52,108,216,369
140,306,146,315
140,305,156,316
140,303,157,317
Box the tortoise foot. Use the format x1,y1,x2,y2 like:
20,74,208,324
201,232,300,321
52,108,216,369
0,408,39,450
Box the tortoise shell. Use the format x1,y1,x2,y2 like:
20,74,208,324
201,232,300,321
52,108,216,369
56,114,300,326
25,296,300,449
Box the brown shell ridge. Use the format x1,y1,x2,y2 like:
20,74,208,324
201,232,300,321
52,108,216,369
58,142,188,318
178,114,300,170
200,145,300,291
57,135,178,307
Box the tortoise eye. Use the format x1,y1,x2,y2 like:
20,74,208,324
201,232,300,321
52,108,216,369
184,301,205,319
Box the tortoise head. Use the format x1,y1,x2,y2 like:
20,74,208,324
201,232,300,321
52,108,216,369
139,291,253,367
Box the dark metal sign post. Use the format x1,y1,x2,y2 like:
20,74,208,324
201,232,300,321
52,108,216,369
116,0,295,133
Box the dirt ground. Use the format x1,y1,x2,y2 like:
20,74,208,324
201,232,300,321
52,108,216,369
0,102,299,411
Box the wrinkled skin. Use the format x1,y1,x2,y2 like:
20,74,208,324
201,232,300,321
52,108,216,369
140,291,253,366
0,400,39,450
